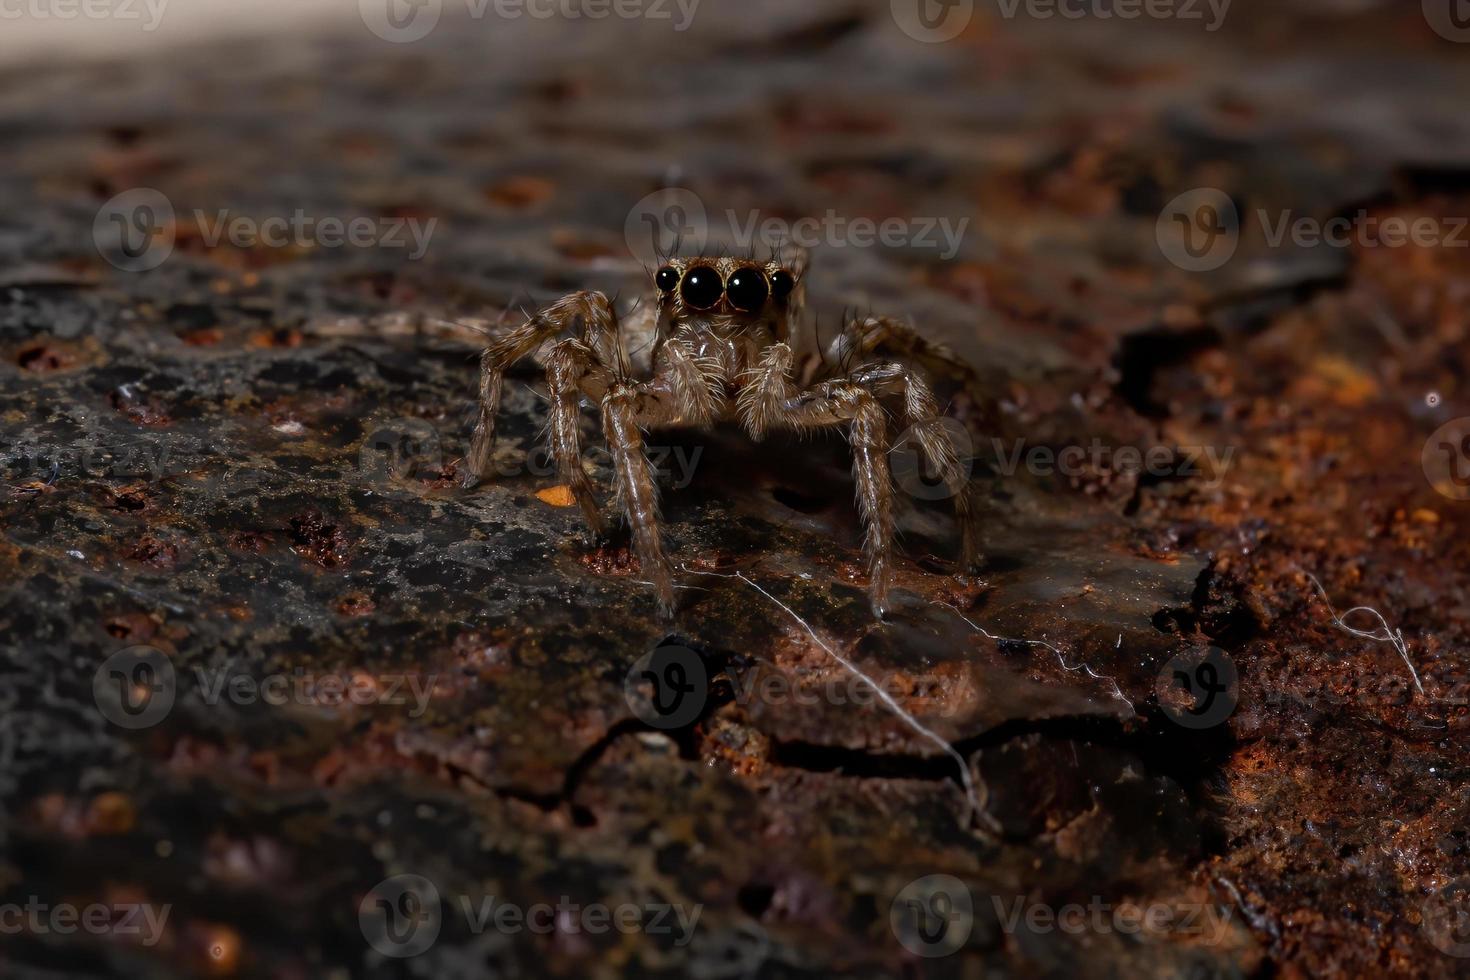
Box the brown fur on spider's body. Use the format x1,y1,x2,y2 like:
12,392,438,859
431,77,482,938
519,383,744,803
463,250,981,620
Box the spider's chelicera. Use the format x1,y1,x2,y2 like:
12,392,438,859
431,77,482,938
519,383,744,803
463,252,980,618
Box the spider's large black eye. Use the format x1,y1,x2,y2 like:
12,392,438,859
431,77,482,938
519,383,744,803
680,266,723,310
770,269,795,301
726,268,769,313
656,266,679,292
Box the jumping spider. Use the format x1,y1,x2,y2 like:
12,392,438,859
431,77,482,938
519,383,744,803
463,251,979,618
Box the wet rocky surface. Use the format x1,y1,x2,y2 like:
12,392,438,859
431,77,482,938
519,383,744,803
1,1,1469,976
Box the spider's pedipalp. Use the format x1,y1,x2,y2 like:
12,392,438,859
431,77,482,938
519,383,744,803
660,339,725,426
735,341,797,441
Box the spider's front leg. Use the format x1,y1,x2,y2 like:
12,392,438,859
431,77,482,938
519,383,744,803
592,341,723,619
463,291,622,489
828,315,969,379
739,344,897,617
602,384,677,618
545,338,613,535
845,362,981,572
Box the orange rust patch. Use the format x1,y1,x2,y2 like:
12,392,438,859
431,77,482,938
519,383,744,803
485,175,555,209
536,484,577,507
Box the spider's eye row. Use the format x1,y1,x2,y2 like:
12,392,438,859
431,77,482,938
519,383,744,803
725,268,769,312
770,269,795,300
679,265,724,310
655,266,679,292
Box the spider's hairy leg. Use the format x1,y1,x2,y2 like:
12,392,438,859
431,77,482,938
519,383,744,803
830,315,969,380
748,369,897,617
850,362,981,571
816,382,896,617
739,347,898,613
848,389,897,617
602,384,676,618
463,291,617,489
545,339,614,535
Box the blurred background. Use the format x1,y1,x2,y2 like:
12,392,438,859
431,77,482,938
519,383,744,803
0,0,338,59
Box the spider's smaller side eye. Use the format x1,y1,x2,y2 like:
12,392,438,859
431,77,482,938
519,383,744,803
656,266,679,292
770,269,795,301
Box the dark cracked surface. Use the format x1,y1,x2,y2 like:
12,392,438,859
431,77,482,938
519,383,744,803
1,1,1470,977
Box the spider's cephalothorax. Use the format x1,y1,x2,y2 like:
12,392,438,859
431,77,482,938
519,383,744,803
463,251,980,618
